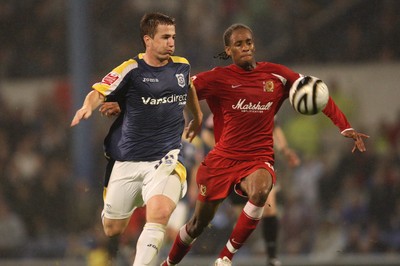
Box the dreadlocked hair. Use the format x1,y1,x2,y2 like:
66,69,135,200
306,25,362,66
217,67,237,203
213,51,230,60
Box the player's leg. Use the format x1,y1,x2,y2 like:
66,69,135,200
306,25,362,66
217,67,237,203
262,187,281,266
133,193,176,266
134,150,186,266
102,159,122,262
165,201,188,242
161,152,231,265
161,199,223,266
227,181,280,265
150,200,188,265
228,192,247,217
102,161,144,237
218,168,273,261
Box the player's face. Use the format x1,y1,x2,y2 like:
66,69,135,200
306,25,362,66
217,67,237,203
225,28,256,70
146,24,176,63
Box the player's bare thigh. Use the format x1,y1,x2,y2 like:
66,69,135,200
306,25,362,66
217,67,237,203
143,163,186,224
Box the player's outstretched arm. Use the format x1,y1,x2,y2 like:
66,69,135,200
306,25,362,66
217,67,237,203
321,98,369,153
71,90,105,127
341,128,369,153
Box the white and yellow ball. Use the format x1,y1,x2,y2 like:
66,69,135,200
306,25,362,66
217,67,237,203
289,76,329,115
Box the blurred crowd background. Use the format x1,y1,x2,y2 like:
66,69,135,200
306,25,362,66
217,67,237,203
0,0,400,265
1,0,400,78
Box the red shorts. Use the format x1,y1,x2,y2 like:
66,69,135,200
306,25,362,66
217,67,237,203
196,153,276,202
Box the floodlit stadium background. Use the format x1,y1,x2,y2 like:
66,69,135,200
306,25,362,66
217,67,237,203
1,1,400,265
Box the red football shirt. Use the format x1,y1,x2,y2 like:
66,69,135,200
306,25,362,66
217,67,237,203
193,62,351,163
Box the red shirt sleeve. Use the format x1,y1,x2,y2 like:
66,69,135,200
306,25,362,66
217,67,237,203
322,96,352,132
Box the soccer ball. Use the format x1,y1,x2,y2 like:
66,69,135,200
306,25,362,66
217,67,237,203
289,76,329,115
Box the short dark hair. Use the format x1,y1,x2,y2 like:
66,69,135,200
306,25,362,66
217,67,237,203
140,12,175,48
214,23,254,60
223,23,253,46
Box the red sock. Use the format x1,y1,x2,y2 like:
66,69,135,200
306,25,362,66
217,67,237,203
164,224,196,265
219,200,264,260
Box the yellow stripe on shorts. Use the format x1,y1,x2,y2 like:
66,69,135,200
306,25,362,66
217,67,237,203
103,187,107,200
175,161,187,183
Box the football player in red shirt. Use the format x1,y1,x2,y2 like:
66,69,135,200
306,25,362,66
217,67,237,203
161,23,368,266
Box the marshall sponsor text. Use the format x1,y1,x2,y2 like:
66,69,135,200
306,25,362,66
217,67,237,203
232,99,273,113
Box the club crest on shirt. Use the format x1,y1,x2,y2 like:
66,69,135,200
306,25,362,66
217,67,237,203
263,80,274,92
199,184,207,196
176,73,186,88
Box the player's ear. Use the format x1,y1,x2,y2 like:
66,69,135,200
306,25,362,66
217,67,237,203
143,35,151,47
225,46,231,57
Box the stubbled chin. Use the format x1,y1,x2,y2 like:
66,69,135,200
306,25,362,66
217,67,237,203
159,54,172,61
238,60,254,71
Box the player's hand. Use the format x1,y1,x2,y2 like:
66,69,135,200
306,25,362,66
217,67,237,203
71,107,92,127
99,102,121,117
341,129,369,153
185,119,202,143
281,147,301,167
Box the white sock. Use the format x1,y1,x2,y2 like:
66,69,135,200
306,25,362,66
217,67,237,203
133,222,166,266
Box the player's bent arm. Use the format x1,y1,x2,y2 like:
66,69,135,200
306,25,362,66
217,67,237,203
71,90,105,127
273,126,300,167
273,126,288,153
184,83,203,142
322,97,369,153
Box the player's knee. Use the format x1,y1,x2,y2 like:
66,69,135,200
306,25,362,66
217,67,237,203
244,169,273,205
103,219,126,237
248,185,271,206
146,195,176,224
103,225,123,237
150,206,174,224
